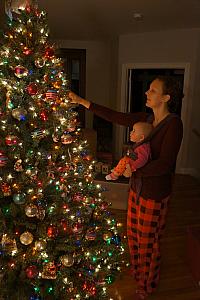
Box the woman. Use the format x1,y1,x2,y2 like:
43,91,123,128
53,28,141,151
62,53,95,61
68,76,183,299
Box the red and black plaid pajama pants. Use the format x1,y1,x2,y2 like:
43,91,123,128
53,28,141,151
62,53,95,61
127,189,169,298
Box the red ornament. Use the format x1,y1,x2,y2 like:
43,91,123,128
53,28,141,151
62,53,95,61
26,265,38,279
26,83,38,95
44,47,54,59
1,182,11,196
47,225,58,238
40,110,48,121
0,151,8,167
5,135,19,146
14,66,28,78
83,282,97,296
23,47,33,55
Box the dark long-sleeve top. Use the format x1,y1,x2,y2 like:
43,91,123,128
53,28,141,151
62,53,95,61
89,102,183,201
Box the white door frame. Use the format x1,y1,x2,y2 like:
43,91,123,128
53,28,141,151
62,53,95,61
116,62,191,173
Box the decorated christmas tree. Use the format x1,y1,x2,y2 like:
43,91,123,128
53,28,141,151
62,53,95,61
0,2,125,299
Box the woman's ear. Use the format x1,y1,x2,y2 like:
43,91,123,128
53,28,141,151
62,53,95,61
163,94,170,103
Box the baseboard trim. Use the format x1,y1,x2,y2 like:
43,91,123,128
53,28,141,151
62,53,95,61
177,168,200,180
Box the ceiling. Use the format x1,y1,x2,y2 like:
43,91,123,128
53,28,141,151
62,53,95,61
1,0,200,40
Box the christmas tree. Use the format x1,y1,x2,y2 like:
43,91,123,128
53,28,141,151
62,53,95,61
0,2,125,299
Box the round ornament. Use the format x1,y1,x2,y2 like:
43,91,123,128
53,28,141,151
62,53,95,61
35,57,45,68
44,47,54,59
1,182,11,196
60,254,74,267
85,229,96,241
40,110,48,121
45,89,57,100
35,240,47,251
20,231,33,245
14,65,28,78
52,80,62,89
12,107,27,121
26,265,38,279
25,204,38,217
5,135,19,146
0,151,8,167
72,222,83,234
26,83,38,95
103,232,113,242
47,225,58,238
31,129,46,140
23,47,33,55
13,193,26,205
61,133,74,145
52,133,59,143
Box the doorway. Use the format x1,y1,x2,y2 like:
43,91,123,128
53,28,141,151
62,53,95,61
116,63,190,173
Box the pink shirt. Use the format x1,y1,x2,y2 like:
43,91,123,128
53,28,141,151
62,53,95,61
129,143,151,171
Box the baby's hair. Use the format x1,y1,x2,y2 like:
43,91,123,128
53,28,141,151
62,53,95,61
136,122,153,139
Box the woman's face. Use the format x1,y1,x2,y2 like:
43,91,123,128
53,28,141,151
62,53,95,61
145,79,169,109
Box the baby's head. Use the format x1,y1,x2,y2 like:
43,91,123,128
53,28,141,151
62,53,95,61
130,122,153,143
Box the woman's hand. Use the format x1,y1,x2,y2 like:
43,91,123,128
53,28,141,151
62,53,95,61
68,91,83,104
67,91,91,109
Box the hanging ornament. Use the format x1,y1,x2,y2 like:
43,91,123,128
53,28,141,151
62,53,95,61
25,265,38,279
22,46,33,56
25,204,38,217
5,135,19,146
47,225,58,238
36,206,46,220
31,129,46,140
44,47,54,59
65,124,76,133
0,151,8,167
83,282,97,297
103,232,113,242
1,234,18,254
40,110,48,121
52,80,62,89
20,231,33,245
1,183,12,196
12,107,27,121
35,57,45,68
72,222,83,234
52,133,59,143
41,262,56,279
73,193,84,202
14,159,23,172
14,65,28,78
26,83,38,95
61,133,74,145
85,229,96,241
60,254,74,267
25,166,38,179
13,193,26,205
45,89,57,101
35,239,47,251
111,234,121,246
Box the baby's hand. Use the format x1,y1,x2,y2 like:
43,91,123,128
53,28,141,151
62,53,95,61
123,164,132,178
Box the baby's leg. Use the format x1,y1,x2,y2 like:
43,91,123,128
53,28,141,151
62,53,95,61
106,156,130,180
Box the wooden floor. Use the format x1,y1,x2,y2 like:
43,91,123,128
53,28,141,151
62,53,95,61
108,174,200,300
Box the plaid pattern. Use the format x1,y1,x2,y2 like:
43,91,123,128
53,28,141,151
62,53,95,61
127,189,170,298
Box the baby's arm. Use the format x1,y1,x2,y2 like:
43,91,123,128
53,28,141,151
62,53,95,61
128,143,150,171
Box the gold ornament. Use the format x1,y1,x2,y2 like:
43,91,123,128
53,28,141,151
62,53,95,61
20,231,33,245
41,262,57,279
1,234,18,254
25,204,38,217
60,254,74,267
34,239,47,251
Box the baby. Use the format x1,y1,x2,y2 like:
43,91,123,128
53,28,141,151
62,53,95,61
106,122,153,180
